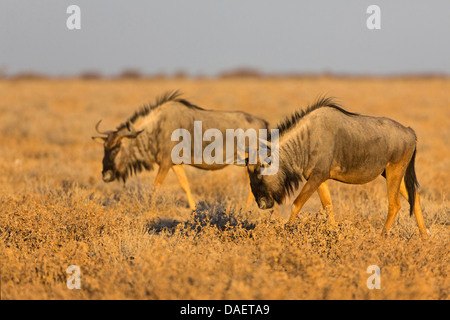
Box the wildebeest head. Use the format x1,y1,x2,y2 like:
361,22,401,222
247,158,277,209
92,120,144,182
239,142,282,210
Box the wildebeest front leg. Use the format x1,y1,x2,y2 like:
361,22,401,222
288,175,327,226
245,184,255,208
150,165,170,208
244,169,256,209
172,165,196,210
154,165,170,186
317,181,335,224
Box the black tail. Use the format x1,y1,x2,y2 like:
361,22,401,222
404,148,419,216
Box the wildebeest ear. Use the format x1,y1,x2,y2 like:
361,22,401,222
92,136,107,144
258,139,271,156
233,151,249,167
121,129,144,139
119,122,144,139
260,157,272,168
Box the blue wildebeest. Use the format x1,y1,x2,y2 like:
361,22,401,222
92,90,273,210
241,97,428,239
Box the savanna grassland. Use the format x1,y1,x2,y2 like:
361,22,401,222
0,76,448,299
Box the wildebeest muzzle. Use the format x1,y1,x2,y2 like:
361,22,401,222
257,197,274,210
102,170,115,182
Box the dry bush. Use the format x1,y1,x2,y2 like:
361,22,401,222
78,71,103,80
0,77,448,299
116,69,143,79
219,67,264,78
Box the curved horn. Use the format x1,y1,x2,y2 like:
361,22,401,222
95,120,112,136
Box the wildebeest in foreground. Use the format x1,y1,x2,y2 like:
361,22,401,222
92,90,274,210
242,97,429,239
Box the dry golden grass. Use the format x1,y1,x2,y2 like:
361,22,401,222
0,77,449,299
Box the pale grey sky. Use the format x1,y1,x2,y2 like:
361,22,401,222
1,0,449,76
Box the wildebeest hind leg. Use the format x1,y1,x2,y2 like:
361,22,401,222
288,175,327,226
399,180,428,239
172,165,196,210
381,162,406,237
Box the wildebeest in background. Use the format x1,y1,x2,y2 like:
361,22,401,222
92,90,272,210
242,97,429,239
